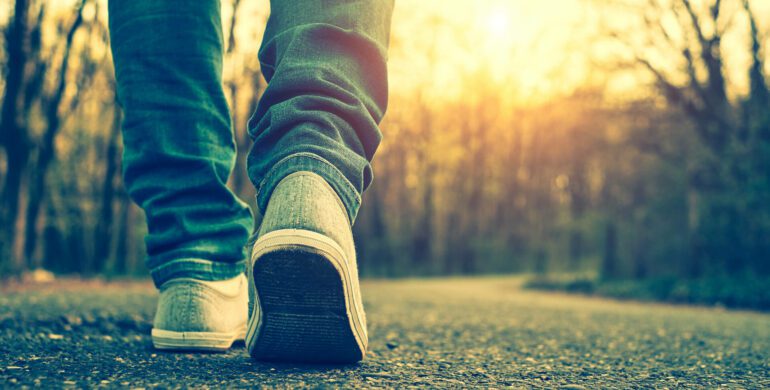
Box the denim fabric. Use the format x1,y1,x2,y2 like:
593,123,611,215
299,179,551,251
248,0,394,223
108,0,393,286
109,0,253,286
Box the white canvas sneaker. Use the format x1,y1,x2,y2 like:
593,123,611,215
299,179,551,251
152,274,248,351
246,171,368,363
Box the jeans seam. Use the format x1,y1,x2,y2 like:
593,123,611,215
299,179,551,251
151,258,246,286
151,257,245,271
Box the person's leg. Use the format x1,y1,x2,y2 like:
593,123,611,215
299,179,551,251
108,0,251,351
245,0,394,363
247,0,394,223
109,0,252,288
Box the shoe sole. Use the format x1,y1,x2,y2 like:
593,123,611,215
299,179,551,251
246,229,366,363
152,326,246,352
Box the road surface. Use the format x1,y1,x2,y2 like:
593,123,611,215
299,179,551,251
1,277,768,388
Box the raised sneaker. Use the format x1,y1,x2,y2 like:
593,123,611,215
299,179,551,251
246,171,367,363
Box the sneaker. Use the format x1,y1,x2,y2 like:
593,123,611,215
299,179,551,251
151,274,248,351
246,171,368,363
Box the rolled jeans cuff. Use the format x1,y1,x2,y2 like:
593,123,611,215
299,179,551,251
149,258,246,288
256,152,361,224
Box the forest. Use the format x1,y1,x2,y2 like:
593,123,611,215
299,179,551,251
0,0,768,307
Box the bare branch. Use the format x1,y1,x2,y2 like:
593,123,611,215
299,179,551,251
681,0,708,52
226,0,242,55
711,0,722,25
743,0,768,104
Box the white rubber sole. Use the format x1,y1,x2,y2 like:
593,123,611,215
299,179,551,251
246,229,367,363
152,326,246,352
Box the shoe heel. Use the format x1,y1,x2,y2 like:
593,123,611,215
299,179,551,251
250,248,364,363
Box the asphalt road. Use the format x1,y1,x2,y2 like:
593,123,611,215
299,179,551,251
1,277,768,388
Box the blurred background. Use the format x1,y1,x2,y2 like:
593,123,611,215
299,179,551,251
0,0,768,308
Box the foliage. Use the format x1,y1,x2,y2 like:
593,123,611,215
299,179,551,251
0,0,768,290
525,273,770,311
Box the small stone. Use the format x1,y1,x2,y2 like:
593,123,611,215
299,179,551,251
386,341,399,350
60,315,82,326
48,334,64,340
81,314,96,325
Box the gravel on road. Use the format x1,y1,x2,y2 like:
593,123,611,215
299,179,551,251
1,277,768,388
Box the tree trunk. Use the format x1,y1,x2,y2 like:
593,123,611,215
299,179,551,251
93,106,122,271
685,188,701,277
602,220,618,280
502,126,523,249
21,2,85,268
0,0,32,275
113,194,133,275
411,167,433,271
0,150,28,273
569,171,587,271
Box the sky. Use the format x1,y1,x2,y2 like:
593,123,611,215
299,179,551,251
387,0,770,103
388,0,592,102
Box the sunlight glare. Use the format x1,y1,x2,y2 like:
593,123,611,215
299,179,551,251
390,0,597,103
486,12,511,38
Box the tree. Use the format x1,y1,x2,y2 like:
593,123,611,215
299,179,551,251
0,0,32,274
22,0,88,269
598,0,770,277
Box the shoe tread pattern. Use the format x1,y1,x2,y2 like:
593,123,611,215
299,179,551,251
251,249,362,363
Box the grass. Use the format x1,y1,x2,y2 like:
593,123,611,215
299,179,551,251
525,273,770,311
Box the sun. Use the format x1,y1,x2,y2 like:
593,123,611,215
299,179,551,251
485,12,511,37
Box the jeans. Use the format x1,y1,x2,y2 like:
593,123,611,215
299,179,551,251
108,0,393,286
